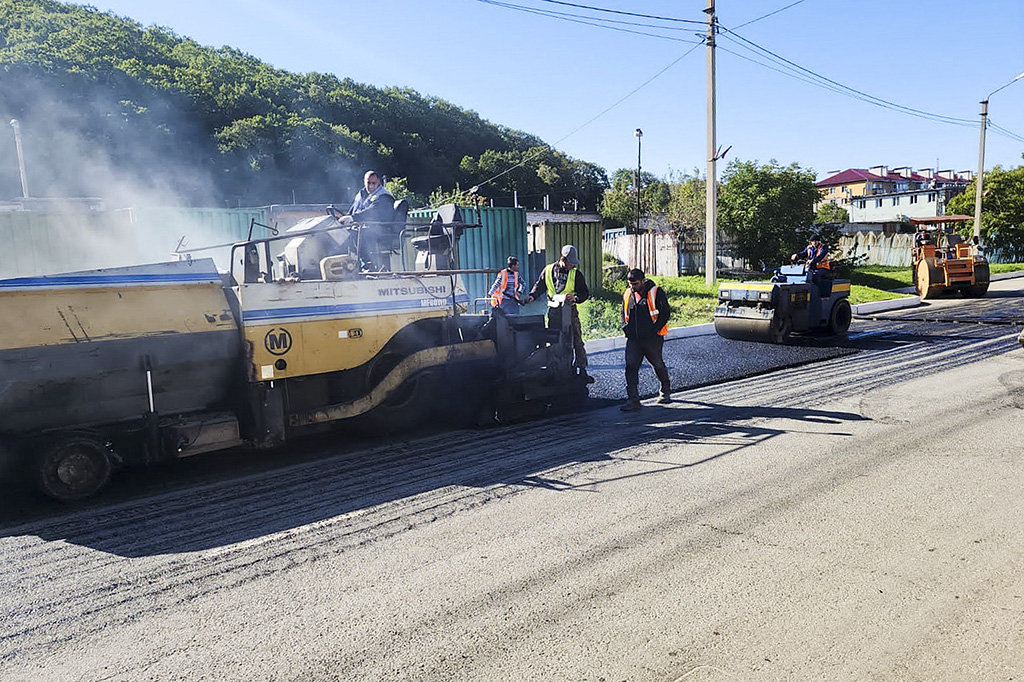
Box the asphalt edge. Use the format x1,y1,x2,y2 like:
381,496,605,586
585,269,1024,354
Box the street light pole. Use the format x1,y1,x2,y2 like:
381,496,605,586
973,71,1024,241
9,119,30,198
630,127,638,233
634,128,642,267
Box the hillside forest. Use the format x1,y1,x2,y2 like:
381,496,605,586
0,0,609,209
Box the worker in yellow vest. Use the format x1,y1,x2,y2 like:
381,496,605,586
619,268,672,412
524,245,591,381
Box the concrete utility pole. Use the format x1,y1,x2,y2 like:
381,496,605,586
9,119,30,198
704,0,717,287
974,71,1024,241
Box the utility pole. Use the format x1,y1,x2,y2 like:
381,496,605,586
9,119,30,198
704,0,717,287
973,99,988,241
974,72,1024,241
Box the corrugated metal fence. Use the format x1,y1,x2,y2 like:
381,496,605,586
528,220,604,292
0,207,270,278
408,205,530,312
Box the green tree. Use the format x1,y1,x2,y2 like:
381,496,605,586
946,162,1024,260
385,177,427,208
666,170,706,242
718,159,821,269
815,202,849,223
0,0,609,207
600,168,670,228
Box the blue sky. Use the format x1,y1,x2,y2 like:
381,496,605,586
86,0,1024,182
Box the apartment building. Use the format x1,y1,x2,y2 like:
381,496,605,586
816,165,971,222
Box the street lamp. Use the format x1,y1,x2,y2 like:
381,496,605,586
9,119,30,198
973,71,1024,240
633,128,642,237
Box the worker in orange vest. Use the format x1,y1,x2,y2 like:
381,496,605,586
619,268,672,412
487,256,525,316
791,235,830,280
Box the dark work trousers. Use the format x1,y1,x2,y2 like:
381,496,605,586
625,336,670,401
548,305,587,371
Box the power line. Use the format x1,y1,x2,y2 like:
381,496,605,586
472,0,703,42
988,120,1024,145
470,43,703,192
717,27,978,127
531,0,705,25
731,0,806,30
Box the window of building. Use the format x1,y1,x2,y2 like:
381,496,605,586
909,195,918,204
857,200,866,209
892,197,900,206
875,199,882,208
928,193,936,202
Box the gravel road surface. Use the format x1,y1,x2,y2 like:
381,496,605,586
2,278,1022,681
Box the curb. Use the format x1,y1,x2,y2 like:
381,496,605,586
852,296,920,315
585,322,715,354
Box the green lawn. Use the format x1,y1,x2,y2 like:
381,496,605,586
579,263,1024,340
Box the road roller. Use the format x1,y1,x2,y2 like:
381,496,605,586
714,265,852,344
912,229,989,300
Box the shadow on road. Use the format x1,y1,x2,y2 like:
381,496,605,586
0,399,871,557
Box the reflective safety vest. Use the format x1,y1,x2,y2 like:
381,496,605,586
623,284,667,336
543,263,576,299
490,269,521,307
806,244,830,270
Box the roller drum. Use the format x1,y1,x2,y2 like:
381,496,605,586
714,310,790,344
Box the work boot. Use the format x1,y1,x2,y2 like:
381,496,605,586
658,393,673,404
578,369,595,385
619,399,641,412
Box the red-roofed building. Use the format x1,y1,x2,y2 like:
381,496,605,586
816,165,972,223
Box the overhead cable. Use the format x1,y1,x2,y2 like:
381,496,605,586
470,43,703,192
718,27,978,127
472,0,703,41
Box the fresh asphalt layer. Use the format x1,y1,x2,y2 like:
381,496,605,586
584,270,1024,405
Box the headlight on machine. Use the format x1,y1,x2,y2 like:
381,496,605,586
719,289,730,299
759,291,771,300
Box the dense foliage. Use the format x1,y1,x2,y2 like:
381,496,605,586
0,0,608,207
600,161,820,265
718,159,820,268
599,168,670,229
946,162,1024,260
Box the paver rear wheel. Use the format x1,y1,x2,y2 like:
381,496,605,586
34,435,113,502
